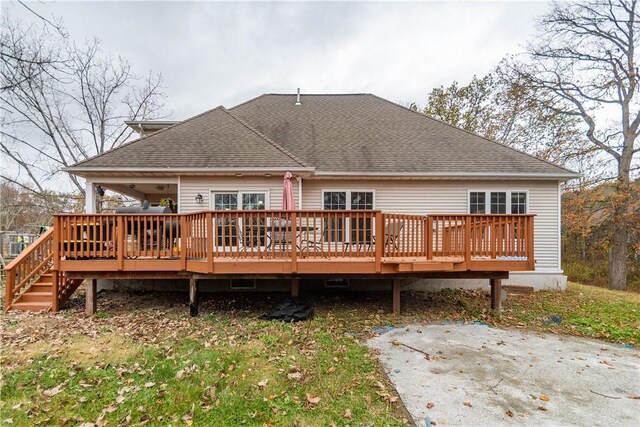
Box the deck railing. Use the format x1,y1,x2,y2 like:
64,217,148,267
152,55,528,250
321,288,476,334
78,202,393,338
53,211,535,272
4,228,54,309
430,214,534,263
183,210,378,259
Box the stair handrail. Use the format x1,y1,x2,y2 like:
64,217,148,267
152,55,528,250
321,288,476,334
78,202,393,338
4,227,54,310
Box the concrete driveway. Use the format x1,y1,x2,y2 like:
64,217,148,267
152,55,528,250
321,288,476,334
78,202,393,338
368,324,640,427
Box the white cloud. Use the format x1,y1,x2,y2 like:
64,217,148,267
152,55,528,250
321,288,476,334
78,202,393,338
11,1,549,118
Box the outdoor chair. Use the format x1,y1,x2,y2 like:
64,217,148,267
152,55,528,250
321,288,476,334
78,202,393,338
300,224,327,253
267,217,292,251
384,220,404,250
361,220,404,252
344,216,374,252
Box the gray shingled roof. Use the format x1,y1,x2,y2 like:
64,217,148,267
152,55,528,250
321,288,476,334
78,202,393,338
70,107,307,170
69,93,577,177
231,94,576,176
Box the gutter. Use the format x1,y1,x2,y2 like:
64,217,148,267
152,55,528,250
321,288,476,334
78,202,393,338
64,167,579,181
312,171,581,180
65,167,316,173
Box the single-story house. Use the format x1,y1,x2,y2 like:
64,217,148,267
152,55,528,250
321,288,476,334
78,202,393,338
5,92,578,314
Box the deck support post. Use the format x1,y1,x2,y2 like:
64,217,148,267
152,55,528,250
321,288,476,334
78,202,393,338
189,278,199,317
392,278,401,314
85,279,97,316
291,278,300,297
490,278,502,312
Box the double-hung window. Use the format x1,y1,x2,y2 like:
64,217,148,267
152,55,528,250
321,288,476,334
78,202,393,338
211,191,268,245
510,192,527,214
490,192,507,214
322,190,375,242
468,191,527,214
211,191,267,211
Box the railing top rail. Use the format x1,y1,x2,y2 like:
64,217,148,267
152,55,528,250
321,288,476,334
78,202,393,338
4,227,54,271
53,213,181,217
182,209,382,215
53,211,535,217
53,210,383,217
427,214,536,217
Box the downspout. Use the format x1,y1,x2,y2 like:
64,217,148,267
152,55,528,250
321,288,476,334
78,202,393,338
297,176,302,210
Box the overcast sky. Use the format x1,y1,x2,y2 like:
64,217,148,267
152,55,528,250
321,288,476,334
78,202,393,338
10,0,550,120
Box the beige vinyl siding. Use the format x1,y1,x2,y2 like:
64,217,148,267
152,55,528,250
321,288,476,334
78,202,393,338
179,176,298,212
179,177,560,273
302,179,560,273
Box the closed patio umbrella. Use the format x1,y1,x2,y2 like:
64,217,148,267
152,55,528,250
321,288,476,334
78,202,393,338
282,171,294,210
272,171,295,250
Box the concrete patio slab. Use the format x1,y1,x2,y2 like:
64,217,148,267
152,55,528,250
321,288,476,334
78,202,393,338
368,324,640,427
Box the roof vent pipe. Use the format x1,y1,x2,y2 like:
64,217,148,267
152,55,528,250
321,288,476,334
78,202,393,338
295,88,302,106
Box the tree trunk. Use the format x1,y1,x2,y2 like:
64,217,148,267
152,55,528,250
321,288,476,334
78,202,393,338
608,224,628,290
608,150,632,291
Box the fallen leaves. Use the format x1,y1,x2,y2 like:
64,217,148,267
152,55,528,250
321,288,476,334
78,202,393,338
43,384,64,397
463,401,473,407
539,395,550,402
305,393,321,405
182,403,195,426
426,402,434,409
257,379,269,389
342,408,352,418
176,364,199,379
506,410,514,417
287,372,303,381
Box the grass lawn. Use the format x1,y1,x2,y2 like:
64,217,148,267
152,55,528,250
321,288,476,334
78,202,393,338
1,281,638,426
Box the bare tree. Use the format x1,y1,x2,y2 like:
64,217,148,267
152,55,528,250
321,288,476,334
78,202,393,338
0,1,67,92
504,0,639,290
1,11,167,197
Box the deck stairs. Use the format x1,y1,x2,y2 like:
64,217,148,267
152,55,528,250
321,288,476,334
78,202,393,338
10,272,56,311
4,227,84,312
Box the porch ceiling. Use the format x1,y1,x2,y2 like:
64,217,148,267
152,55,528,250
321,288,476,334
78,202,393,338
100,183,177,200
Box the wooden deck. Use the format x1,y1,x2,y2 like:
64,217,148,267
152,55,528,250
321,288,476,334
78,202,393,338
4,210,535,313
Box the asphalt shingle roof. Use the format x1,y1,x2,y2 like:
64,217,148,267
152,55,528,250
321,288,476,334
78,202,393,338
231,94,575,175
71,106,306,169
70,93,576,177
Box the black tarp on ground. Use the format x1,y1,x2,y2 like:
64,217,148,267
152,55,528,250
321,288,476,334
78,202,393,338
260,298,314,322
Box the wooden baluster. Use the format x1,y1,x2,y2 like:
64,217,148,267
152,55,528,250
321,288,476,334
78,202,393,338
520,216,524,256
206,212,213,273
464,215,471,268
375,212,383,272
51,271,59,312
156,215,161,257
415,217,419,257
5,262,14,310
53,217,60,270
117,216,124,270
181,215,187,270
527,216,535,269
70,216,75,259
425,216,432,260
291,210,297,273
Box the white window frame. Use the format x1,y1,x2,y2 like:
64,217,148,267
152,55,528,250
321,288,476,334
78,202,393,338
321,189,376,244
321,189,376,210
209,189,270,210
467,190,529,214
